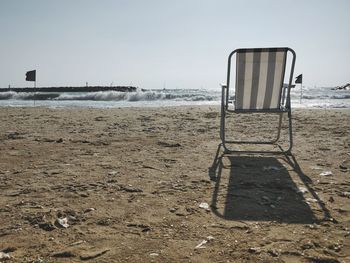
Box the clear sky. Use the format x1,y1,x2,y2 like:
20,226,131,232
0,0,349,89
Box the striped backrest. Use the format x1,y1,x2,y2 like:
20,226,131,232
234,48,287,110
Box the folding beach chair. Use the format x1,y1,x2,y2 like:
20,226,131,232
220,47,296,154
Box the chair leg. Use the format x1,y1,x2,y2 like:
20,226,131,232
269,113,283,144
220,85,227,142
220,108,225,142
285,110,293,154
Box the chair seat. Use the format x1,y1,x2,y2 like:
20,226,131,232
228,107,289,114
226,100,289,113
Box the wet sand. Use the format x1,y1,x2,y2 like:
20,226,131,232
0,106,349,262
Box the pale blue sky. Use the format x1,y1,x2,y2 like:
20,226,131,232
0,0,349,89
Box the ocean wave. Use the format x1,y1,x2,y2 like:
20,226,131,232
0,90,220,102
0,91,60,100
292,94,350,100
57,91,185,101
331,94,350,99
0,89,349,105
0,91,14,99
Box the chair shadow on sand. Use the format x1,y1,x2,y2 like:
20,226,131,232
209,144,332,224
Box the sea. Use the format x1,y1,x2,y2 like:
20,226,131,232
0,86,349,109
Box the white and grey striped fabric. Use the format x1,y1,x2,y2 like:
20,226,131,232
234,48,287,110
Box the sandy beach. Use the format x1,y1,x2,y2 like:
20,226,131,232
0,106,349,263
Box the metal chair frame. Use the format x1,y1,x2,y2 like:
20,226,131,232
220,47,296,154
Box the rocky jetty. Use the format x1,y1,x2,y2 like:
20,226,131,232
0,86,137,93
332,83,350,90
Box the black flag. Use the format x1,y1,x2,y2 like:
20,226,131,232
25,70,36,81
295,74,302,84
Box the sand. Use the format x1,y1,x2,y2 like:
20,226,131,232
0,106,349,263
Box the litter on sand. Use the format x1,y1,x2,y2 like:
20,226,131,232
199,202,210,210
195,236,215,249
0,252,11,260
320,171,333,177
305,198,318,203
296,186,308,194
55,217,69,228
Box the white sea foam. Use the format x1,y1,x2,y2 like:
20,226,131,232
0,87,349,108
54,90,218,102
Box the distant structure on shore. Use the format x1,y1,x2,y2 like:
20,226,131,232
332,83,350,90
0,86,137,93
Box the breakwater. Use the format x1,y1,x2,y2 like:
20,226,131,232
0,86,137,93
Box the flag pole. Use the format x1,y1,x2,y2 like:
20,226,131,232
295,74,303,105
34,79,36,106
